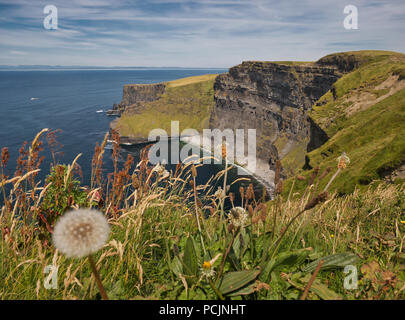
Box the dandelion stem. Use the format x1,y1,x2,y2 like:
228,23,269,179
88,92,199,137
209,279,225,300
323,168,341,192
88,255,109,300
221,157,228,216
193,175,207,256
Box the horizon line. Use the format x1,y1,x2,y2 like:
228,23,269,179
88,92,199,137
0,65,230,70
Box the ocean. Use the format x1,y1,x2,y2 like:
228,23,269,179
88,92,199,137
0,69,266,206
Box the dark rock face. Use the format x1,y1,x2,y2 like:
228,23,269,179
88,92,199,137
307,117,329,152
316,53,362,73
121,83,166,106
210,61,341,169
113,83,166,114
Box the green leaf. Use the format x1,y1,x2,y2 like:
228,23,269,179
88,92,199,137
218,268,261,295
300,274,342,300
228,246,242,270
255,231,272,259
260,249,310,282
303,252,359,273
183,236,198,276
226,281,257,297
170,255,183,276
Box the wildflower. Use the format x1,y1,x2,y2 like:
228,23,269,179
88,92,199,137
239,186,244,198
221,143,227,159
245,184,255,200
214,141,229,161
337,152,350,169
229,206,249,228
229,192,235,205
200,254,221,279
52,208,110,258
201,267,216,279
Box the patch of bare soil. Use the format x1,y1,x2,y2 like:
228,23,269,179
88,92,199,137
344,75,405,117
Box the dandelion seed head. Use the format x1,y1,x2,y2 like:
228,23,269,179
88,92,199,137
229,207,249,228
52,208,110,258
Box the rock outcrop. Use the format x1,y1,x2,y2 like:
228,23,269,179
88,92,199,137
112,83,166,114
210,61,341,171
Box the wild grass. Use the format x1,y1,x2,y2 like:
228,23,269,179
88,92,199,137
0,130,404,300
166,74,218,88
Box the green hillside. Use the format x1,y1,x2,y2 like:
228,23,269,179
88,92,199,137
290,50,405,194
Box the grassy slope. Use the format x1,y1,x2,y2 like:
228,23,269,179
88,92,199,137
116,74,217,137
284,51,405,194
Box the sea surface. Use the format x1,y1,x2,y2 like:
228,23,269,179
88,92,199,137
0,69,266,206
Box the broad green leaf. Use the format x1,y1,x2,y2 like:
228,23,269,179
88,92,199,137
227,281,257,297
303,252,359,273
170,255,183,276
183,236,198,276
260,249,310,282
300,274,342,300
218,268,261,295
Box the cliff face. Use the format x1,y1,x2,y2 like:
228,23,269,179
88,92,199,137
210,61,341,171
112,83,166,114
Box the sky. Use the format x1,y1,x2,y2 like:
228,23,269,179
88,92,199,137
0,0,404,68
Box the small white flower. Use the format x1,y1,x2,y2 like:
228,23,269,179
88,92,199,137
200,267,216,279
52,208,110,258
200,254,221,279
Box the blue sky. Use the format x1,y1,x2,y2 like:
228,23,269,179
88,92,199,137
0,0,404,67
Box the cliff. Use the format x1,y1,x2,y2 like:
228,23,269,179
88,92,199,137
210,60,341,175
111,83,166,114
